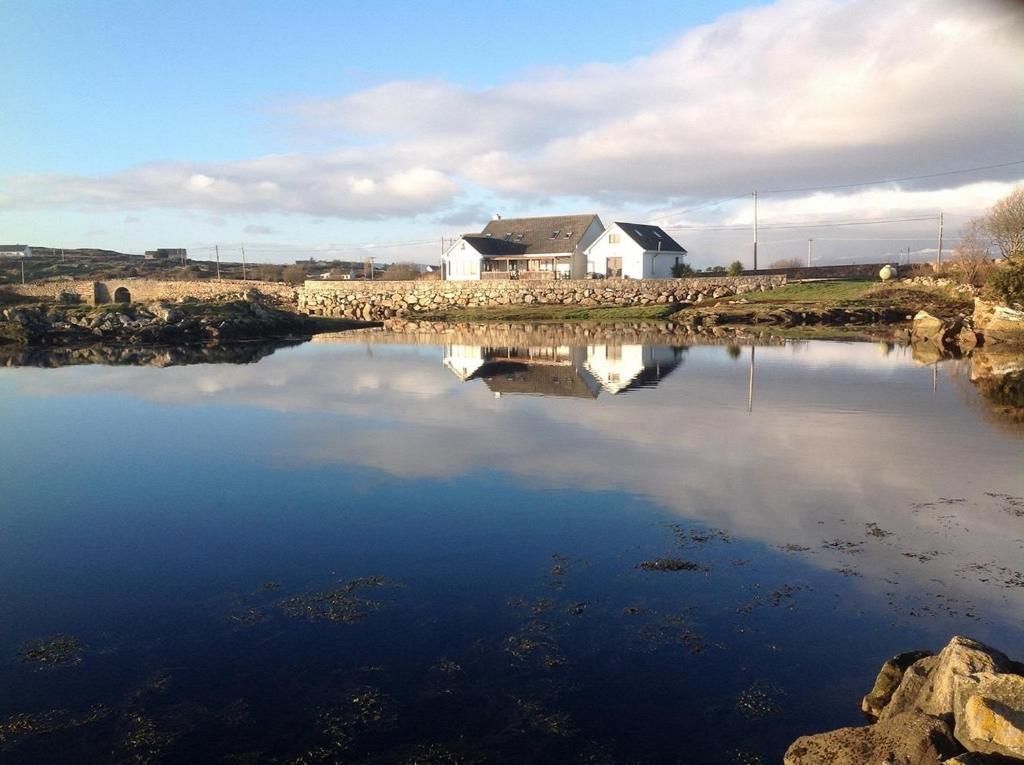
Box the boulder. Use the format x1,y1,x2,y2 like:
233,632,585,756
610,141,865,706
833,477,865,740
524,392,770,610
953,672,1024,759
974,299,1024,345
863,650,934,719
944,752,1022,764
883,638,1012,721
783,711,960,765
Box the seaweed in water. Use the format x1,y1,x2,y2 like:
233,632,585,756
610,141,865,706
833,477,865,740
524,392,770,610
637,557,708,572
278,575,400,623
19,634,83,667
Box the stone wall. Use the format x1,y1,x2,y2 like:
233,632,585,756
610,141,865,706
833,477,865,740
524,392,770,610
8,278,298,306
741,262,896,280
312,321,788,348
300,276,787,320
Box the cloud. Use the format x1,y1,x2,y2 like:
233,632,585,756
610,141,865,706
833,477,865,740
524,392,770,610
243,224,277,235
0,0,1019,221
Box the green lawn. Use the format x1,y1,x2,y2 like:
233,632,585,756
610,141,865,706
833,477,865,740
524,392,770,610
719,280,879,304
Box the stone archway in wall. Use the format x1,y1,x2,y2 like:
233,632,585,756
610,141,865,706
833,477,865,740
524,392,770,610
113,287,131,304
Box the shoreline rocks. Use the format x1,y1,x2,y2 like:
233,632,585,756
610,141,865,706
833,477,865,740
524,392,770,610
785,637,1024,765
0,296,353,347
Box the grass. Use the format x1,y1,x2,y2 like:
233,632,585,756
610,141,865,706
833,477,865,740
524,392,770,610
418,304,677,322
711,280,879,304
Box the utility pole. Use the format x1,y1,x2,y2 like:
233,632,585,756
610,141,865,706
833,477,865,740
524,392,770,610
21,259,26,285
747,346,756,414
807,238,813,267
241,244,248,281
215,245,221,280
936,211,944,266
752,191,758,271
369,256,375,281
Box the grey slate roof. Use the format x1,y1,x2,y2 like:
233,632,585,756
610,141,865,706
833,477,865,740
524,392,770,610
614,222,687,253
461,235,528,256
472,214,601,255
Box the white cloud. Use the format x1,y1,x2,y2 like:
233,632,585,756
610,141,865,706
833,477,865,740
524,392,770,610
0,0,1019,222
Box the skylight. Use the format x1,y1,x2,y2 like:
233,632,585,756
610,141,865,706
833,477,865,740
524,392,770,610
550,229,560,239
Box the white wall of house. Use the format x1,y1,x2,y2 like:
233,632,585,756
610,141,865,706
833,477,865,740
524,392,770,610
442,344,485,379
442,238,483,281
585,224,683,279
584,344,681,394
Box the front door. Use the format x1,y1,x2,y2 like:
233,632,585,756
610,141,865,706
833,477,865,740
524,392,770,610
607,257,622,278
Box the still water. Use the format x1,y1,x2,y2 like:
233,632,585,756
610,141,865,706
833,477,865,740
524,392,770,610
0,326,1021,764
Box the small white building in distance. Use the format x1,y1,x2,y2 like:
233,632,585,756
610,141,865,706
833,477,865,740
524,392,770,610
585,223,687,279
443,214,605,281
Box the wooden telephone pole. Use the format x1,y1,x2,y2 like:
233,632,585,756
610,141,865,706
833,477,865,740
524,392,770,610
752,191,758,271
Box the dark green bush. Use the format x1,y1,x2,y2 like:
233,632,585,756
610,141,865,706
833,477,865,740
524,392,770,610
987,262,1024,303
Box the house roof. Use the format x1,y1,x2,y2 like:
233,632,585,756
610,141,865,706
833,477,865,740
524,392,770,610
461,235,528,256
476,362,600,399
474,214,602,255
613,222,687,253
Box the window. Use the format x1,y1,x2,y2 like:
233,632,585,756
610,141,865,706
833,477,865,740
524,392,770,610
550,229,560,239
504,232,513,240
608,233,619,244
653,230,663,239
607,257,623,278
564,231,572,238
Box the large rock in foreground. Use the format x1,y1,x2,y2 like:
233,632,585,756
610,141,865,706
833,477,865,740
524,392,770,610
784,711,960,765
882,637,1012,721
974,299,1024,345
786,637,1024,765
862,649,934,719
954,672,1024,759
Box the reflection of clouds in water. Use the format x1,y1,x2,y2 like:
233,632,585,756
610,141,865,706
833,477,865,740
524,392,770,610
11,339,1024,616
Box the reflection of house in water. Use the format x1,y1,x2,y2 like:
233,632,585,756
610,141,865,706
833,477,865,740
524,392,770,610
444,345,600,398
442,344,684,398
584,344,685,394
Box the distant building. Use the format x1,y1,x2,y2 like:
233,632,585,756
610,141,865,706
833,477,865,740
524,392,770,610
442,214,605,281
584,223,687,279
144,248,187,261
0,244,31,258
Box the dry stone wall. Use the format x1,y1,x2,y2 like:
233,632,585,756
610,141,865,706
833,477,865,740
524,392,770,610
300,276,786,320
8,279,298,306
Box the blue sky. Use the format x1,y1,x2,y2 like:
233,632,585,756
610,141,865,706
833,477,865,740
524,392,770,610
1,0,1021,265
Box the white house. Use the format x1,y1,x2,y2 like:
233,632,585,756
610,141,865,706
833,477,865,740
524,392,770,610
584,222,687,279
0,245,31,258
584,344,685,394
443,214,605,281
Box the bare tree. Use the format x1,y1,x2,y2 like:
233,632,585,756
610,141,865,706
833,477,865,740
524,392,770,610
953,218,993,286
984,185,1024,263
382,262,421,281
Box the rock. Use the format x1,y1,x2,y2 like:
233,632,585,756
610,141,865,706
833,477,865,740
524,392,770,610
783,711,961,765
944,752,1022,764
974,299,1024,345
883,638,1012,721
953,672,1024,759
863,650,935,719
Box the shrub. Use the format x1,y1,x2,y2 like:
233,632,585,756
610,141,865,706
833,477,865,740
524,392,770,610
671,262,694,278
987,262,1024,304
727,261,744,276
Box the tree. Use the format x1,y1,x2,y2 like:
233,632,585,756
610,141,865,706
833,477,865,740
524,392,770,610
953,218,992,287
383,262,421,281
282,265,308,285
984,185,1024,263
727,260,744,276
671,262,694,278
770,258,802,269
